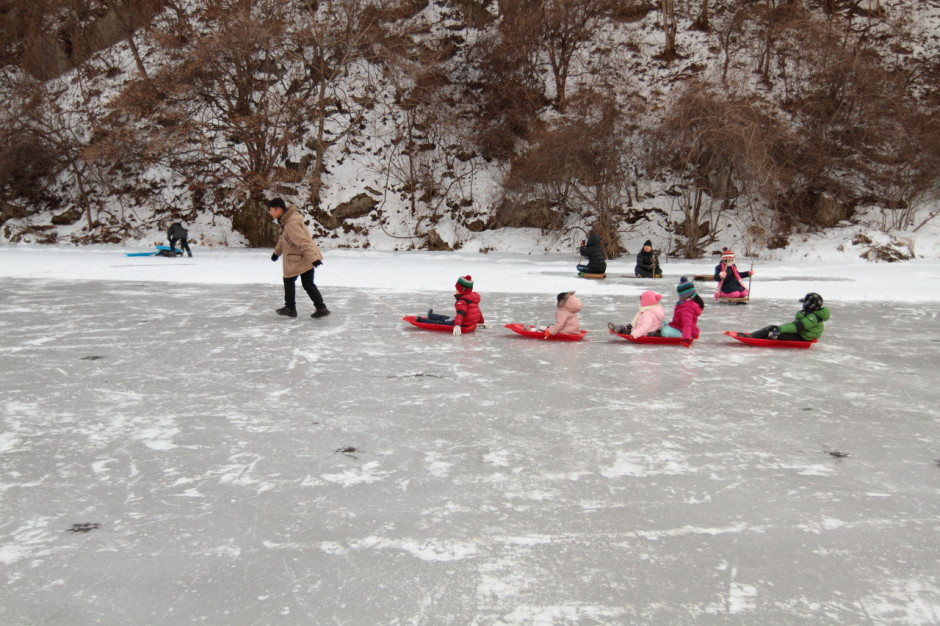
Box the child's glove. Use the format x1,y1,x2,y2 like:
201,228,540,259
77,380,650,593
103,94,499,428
452,326,462,336
719,271,726,278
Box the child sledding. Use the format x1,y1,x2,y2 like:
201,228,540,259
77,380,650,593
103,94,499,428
577,234,607,278
726,293,829,348
608,290,665,338
714,249,753,302
407,275,484,335
507,291,587,341
610,279,703,347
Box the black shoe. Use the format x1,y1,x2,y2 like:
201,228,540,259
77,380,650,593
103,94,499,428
276,306,297,318
311,307,331,319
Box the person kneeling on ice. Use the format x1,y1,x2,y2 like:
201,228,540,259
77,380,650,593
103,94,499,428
417,275,484,336
660,278,704,347
608,290,665,338
577,233,607,275
714,249,753,299
540,291,582,338
634,240,662,278
743,293,829,342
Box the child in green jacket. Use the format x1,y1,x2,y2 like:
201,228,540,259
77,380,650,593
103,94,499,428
745,293,829,341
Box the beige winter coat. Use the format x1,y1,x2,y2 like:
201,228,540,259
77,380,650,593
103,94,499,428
274,207,324,278
548,294,583,336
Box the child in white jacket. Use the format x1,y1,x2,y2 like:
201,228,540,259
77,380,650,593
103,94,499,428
608,291,665,337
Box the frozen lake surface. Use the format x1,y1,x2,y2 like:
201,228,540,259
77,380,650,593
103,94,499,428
1,272,938,624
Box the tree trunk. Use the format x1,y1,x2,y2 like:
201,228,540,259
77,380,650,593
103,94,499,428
661,0,678,59
692,0,710,32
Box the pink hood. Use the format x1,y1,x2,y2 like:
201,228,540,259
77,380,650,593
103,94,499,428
549,294,582,335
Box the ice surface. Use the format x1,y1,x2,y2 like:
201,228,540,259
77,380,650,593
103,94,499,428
0,248,939,624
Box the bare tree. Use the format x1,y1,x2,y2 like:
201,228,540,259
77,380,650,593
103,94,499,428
646,83,785,257
660,0,678,60
469,0,545,159
537,0,613,112
691,0,710,32
128,0,382,243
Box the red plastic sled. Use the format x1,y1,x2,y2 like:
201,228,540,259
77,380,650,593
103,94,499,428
609,331,690,345
504,323,587,341
724,331,816,349
402,315,477,333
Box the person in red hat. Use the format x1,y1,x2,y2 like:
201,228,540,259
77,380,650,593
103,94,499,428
417,275,484,335
713,248,753,299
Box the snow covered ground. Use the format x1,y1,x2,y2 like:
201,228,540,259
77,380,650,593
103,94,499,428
1,246,939,624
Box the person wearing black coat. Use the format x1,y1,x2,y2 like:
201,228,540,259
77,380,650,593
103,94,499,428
167,222,192,257
634,240,662,278
577,233,607,274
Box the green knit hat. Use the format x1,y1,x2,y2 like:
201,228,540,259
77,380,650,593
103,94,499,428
456,275,474,294
677,276,696,299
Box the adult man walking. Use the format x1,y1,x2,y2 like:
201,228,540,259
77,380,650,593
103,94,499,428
268,198,330,319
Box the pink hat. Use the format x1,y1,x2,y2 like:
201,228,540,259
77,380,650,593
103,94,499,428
640,291,663,307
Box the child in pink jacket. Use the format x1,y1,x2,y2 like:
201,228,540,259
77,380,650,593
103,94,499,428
543,291,583,338
661,277,704,347
608,291,665,337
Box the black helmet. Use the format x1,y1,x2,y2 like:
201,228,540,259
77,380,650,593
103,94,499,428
800,293,823,312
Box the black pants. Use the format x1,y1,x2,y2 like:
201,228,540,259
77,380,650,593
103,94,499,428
417,312,453,325
751,326,806,342
284,268,325,310
169,238,192,257
634,265,661,278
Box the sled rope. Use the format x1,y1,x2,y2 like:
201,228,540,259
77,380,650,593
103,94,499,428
358,288,406,316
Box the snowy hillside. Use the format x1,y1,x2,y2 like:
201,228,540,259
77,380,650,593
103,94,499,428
1,0,939,261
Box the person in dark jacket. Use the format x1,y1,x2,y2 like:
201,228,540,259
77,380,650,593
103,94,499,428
167,222,192,257
577,233,606,275
634,240,662,278
268,198,330,319
744,293,830,342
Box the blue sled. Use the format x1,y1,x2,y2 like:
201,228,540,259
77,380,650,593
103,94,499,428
125,245,180,257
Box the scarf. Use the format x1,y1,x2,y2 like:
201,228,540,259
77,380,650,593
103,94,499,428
630,304,660,328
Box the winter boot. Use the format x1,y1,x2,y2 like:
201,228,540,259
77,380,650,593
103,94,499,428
311,306,331,319
276,306,297,318
607,322,616,331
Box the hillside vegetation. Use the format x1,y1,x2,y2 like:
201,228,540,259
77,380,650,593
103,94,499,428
1,0,938,258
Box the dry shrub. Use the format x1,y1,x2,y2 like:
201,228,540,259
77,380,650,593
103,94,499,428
772,15,940,230
647,83,784,256
469,3,546,160
499,92,630,257
0,130,62,209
